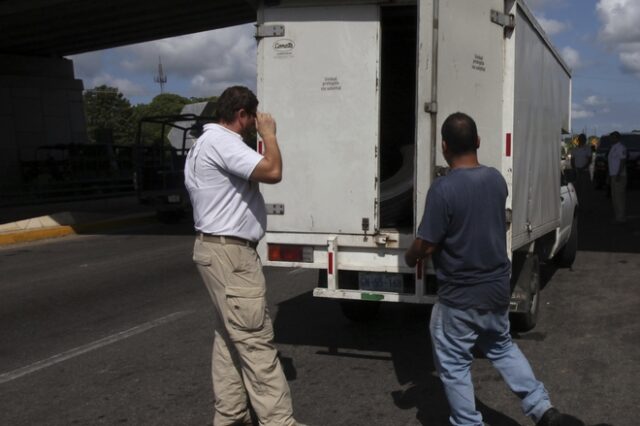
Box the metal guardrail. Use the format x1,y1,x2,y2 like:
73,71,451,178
1,143,136,206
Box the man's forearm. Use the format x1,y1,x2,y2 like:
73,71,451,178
404,238,436,267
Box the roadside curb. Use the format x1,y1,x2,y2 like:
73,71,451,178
0,213,156,246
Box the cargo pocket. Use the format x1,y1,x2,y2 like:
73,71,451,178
192,251,212,266
225,286,266,331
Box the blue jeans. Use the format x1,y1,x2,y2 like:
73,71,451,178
429,303,552,426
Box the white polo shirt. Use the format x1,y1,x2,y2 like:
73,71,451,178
608,142,627,177
184,123,266,242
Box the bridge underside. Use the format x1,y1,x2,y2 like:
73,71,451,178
0,0,258,196
0,0,256,57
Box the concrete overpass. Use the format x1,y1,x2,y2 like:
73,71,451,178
0,0,255,56
0,0,257,198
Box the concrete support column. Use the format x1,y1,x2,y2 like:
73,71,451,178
0,54,87,193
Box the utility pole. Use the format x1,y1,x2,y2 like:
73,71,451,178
154,56,167,94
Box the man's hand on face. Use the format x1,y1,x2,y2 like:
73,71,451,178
256,112,277,140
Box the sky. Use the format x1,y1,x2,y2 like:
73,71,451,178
69,0,640,136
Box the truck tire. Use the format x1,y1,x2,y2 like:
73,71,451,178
510,254,540,333
340,300,381,322
554,217,578,268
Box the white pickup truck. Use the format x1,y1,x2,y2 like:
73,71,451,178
254,0,578,331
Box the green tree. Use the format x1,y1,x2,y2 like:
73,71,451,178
83,85,135,145
131,93,192,146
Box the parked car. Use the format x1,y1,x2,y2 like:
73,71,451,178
593,132,640,189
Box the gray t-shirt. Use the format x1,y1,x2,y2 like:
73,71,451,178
417,166,511,310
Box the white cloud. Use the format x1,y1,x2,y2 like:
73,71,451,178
88,73,146,98
68,51,105,80
120,24,257,97
597,0,640,45
572,103,594,119
619,49,640,77
536,15,569,36
597,0,640,76
572,95,610,120
561,46,582,69
584,95,606,107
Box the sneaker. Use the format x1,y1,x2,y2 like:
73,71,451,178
537,407,563,426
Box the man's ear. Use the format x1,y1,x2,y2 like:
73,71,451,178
476,137,481,149
442,140,448,155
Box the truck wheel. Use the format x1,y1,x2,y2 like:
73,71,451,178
340,300,381,322
554,217,578,268
510,254,540,333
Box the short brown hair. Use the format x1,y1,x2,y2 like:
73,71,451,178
215,86,258,123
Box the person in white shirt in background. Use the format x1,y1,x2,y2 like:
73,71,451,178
607,131,627,224
570,133,592,198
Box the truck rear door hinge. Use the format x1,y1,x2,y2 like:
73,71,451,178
424,101,437,114
490,10,515,30
255,24,285,39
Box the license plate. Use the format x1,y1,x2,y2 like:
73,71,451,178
358,272,404,293
167,194,181,203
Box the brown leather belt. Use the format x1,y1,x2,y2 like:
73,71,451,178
198,233,257,248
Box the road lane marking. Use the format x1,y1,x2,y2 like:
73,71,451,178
0,310,193,385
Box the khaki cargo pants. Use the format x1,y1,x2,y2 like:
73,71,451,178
192,237,297,426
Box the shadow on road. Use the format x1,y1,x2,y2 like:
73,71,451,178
272,292,526,425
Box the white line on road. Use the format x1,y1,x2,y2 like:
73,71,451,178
0,310,193,385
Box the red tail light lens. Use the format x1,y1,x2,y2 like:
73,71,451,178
268,244,313,262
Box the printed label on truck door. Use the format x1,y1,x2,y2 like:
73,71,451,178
273,39,295,59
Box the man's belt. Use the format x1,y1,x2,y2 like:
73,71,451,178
198,233,257,249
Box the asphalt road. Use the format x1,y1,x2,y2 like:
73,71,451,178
0,187,638,426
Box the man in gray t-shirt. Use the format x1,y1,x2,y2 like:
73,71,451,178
416,164,511,311
405,113,564,426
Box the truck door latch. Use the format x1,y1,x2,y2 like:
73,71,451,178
424,101,437,114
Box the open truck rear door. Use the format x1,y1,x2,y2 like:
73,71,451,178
257,5,381,235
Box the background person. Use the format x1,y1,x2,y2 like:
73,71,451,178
608,131,627,224
405,112,566,426
571,133,592,197
184,86,304,426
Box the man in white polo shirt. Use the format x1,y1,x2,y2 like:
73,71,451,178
185,86,303,426
608,131,627,224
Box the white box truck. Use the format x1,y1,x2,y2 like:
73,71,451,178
254,0,577,331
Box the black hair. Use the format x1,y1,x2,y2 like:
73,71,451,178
441,112,478,155
215,86,258,123
578,133,587,145
610,131,621,142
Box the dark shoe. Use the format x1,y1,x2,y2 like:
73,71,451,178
537,407,563,426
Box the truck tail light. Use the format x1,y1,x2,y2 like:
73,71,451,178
268,244,313,262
